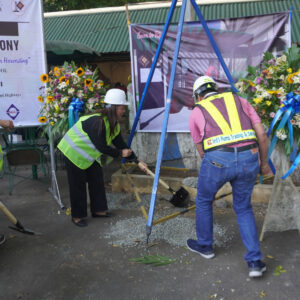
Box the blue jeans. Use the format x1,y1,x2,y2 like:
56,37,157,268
196,148,262,262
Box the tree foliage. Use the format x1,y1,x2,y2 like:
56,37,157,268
43,0,165,12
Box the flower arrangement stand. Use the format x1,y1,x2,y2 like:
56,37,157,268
260,145,300,241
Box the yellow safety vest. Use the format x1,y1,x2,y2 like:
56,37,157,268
58,114,120,169
196,92,257,151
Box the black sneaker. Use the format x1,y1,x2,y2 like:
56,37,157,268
186,239,215,259
0,234,6,246
248,260,266,277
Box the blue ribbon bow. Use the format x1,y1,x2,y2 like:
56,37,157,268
68,98,84,129
267,92,300,179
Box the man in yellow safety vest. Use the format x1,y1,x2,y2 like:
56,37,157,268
186,76,271,278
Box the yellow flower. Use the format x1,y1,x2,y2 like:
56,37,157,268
38,116,47,123
287,68,292,74
267,90,279,95
266,101,272,106
40,74,49,83
38,96,43,103
54,67,61,77
59,76,66,83
287,71,299,83
46,96,54,103
76,67,84,77
85,79,93,87
248,80,255,87
54,104,60,113
50,121,54,126
89,87,94,92
253,97,263,104
280,103,285,108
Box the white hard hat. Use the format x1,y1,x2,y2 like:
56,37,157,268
193,76,218,98
104,89,129,105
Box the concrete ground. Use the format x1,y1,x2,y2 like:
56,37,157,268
0,161,299,300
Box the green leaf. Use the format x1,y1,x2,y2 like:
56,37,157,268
129,254,176,267
263,51,274,62
273,265,287,276
284,138,291,156
287,44,300,70
247,65,258,76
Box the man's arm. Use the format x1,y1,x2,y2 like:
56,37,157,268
252,123,272,175
195,143,204,159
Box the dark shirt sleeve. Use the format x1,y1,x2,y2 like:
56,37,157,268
112,131,128,149
82,116,120,158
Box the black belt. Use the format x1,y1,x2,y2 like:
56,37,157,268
206,143,258,153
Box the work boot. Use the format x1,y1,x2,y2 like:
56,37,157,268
248,260,266,278
0,234,6,245
186,239,215,259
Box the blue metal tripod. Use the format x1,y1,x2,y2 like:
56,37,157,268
126,0,237,242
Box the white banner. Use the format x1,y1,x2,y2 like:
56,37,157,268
0,0,46,126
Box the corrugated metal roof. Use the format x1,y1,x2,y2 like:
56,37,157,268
44,0,300,54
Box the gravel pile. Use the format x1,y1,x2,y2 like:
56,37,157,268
182,177,198,188
104,215,233,249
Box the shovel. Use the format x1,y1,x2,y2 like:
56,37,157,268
140,163,189,207
0,201,40,235
124,154,189,207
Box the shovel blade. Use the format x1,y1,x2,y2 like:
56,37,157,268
169,187,189,207
8,226,41,235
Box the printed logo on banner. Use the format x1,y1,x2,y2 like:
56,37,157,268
11,0,26,16
139,55,150,67
6,104,20,120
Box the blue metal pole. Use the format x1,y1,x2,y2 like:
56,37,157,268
146,0,188,242
125,0,178,156
290,6,293,36
290,6,294,25
190,0,238,93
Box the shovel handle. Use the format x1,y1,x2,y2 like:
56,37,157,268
0,201,17,225
138,162,174,193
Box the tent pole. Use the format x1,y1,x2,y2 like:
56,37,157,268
190,0,237,93
146,0,188,242
48,127,65,210
125,0,178,160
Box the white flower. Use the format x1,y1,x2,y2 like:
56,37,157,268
77,90,84,98
72,75,80,84
261,91,272,99
256,85,264,92
293,76,300,84
68,88,75,95
276,55,287,64
61,97,69,103
279,75,285,80
88,97,97,104
276,129,287,140
58,82,67,90
59,113,65,118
